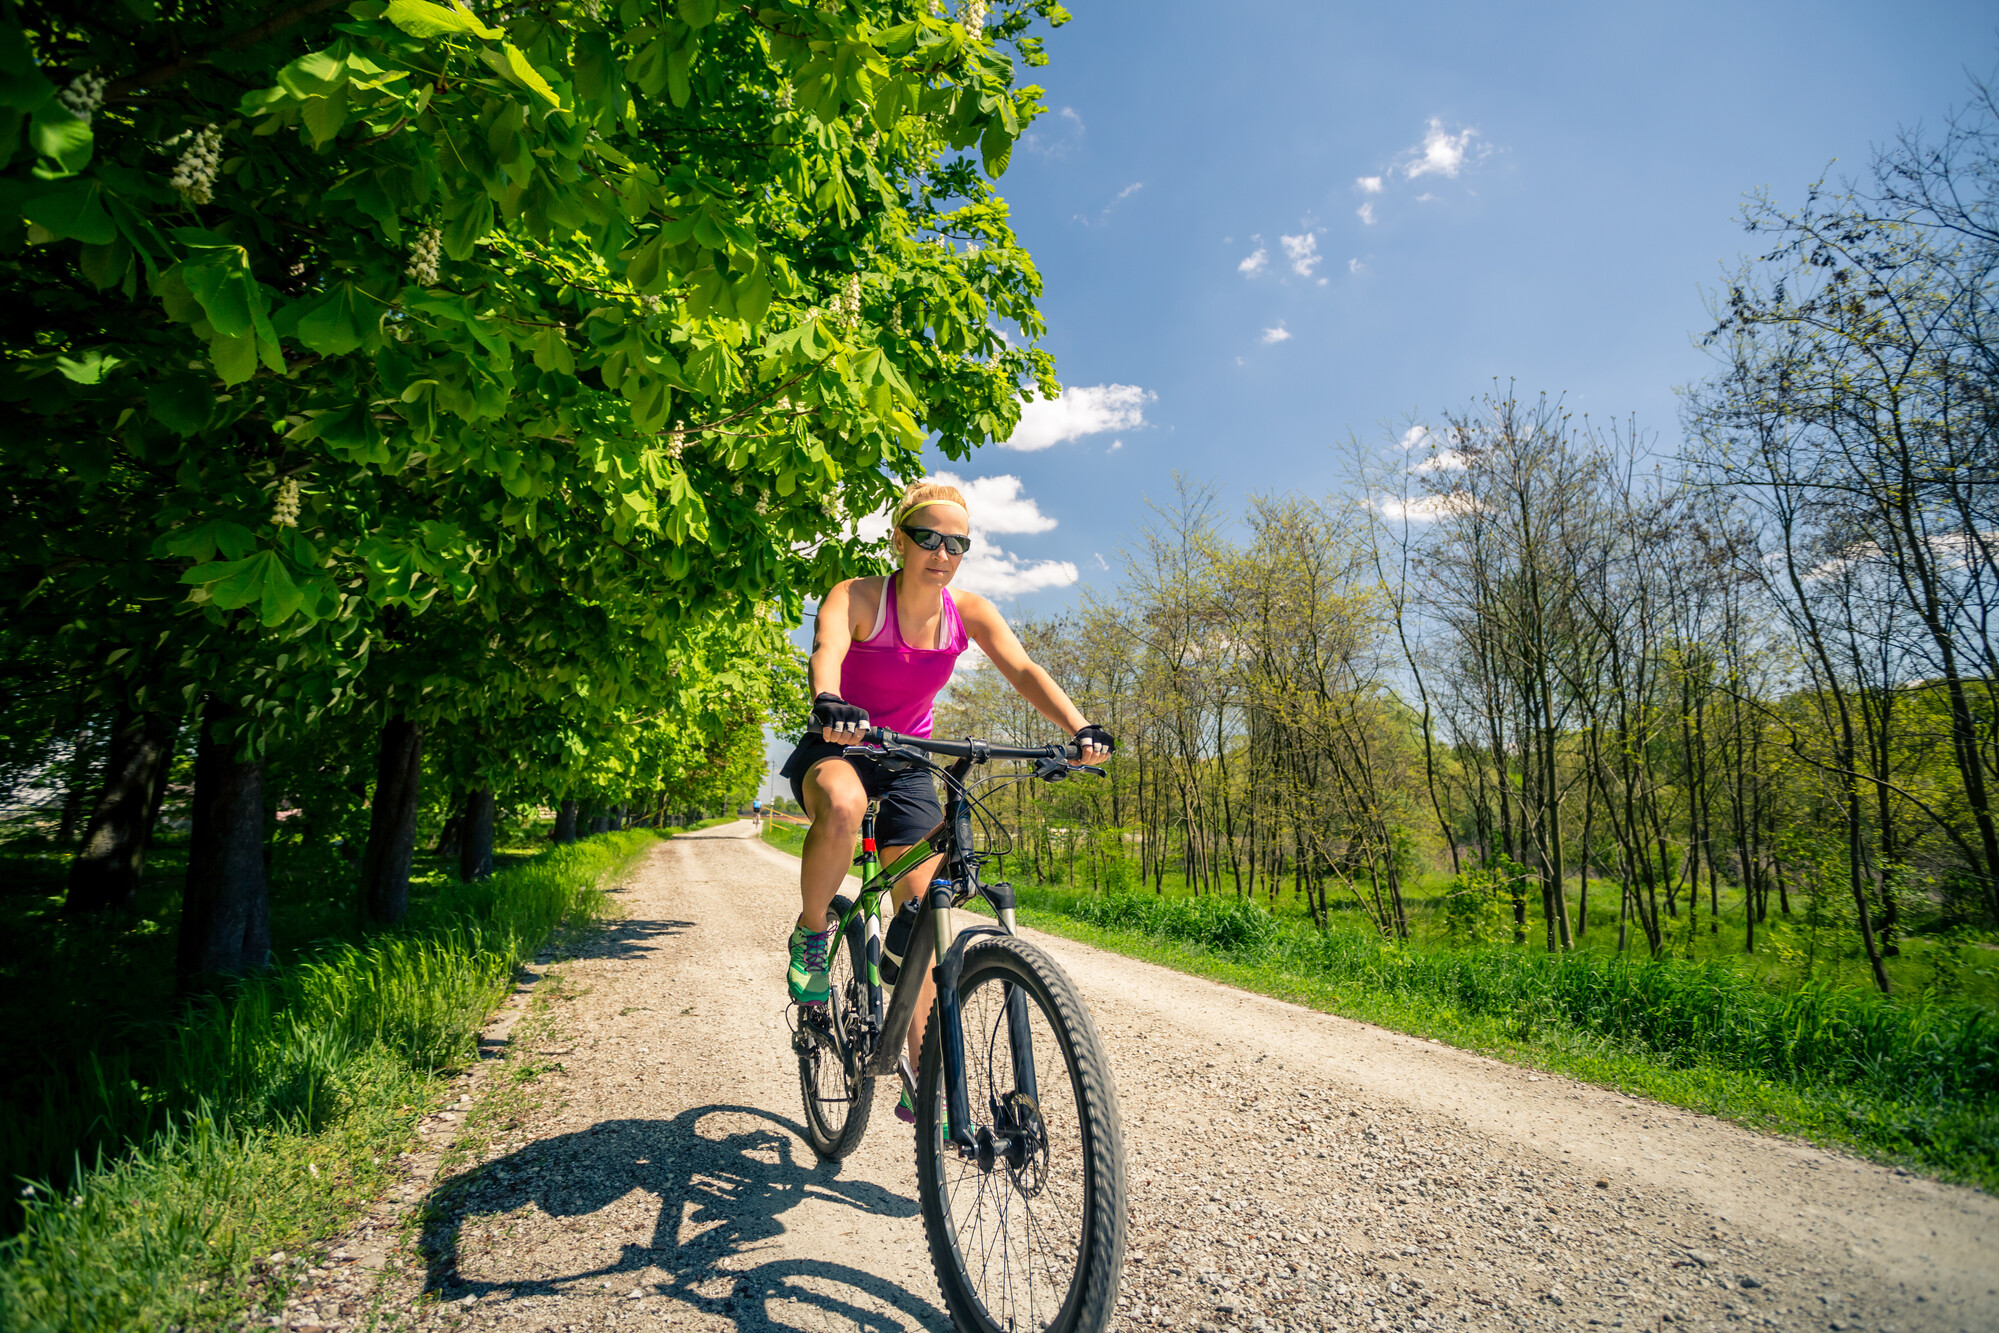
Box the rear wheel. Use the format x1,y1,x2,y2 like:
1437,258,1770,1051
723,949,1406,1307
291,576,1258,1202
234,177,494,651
916,934,1126,1333
797,895,877,1159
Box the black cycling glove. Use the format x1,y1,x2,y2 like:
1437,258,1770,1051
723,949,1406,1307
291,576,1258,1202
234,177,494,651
1073,723,1117,754
811,692,869,732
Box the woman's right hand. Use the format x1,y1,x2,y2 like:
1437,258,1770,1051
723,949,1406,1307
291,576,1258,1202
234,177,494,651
812,692,870,744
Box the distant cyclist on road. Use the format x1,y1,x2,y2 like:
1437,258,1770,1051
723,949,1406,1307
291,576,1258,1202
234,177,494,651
780,479,1114,1123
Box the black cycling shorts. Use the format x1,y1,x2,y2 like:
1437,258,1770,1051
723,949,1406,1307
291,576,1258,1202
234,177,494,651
779,736,944,850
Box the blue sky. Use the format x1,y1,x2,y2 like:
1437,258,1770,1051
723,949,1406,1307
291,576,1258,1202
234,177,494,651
760,1,1994,795
916,0,1997,606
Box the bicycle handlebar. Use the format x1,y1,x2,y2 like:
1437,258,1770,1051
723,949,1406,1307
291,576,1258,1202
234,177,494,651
859,727,1083,763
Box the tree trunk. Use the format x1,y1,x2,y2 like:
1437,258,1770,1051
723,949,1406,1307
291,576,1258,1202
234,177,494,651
460,788,496,881
360,716,424,925
176,699,270,984
434,808,464,860
553,798,579,843
65,706,178,915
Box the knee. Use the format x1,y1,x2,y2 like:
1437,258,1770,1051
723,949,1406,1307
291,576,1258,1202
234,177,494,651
825,791,867,831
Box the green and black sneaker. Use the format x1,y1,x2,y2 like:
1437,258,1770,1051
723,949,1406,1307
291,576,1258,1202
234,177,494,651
895,1088,948,1136
787,923,832,1005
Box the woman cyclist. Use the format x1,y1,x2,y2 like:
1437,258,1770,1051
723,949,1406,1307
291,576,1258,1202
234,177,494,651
781,479,1114,1125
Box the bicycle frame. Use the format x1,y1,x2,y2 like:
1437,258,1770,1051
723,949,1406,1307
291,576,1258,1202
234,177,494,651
819,737,1039,1155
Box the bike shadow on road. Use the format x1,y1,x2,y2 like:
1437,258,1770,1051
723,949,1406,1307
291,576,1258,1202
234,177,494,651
417,1102,948,1331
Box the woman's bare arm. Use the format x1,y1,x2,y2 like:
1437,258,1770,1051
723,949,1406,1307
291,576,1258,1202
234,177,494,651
809,579,859,698
957,593,1091,736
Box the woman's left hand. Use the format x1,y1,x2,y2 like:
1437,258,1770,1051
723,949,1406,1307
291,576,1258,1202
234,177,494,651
1072,723,1115,766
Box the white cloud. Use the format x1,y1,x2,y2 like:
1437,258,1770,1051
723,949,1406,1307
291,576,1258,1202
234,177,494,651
1004,383,1152,451
926,471,1056,535
1356,201,1376,226
1093,552,1109,571
1348,257,1365,274
1108,439,1123,452
1403,119,1480,179
1115,181,1143,201
1398,426,1433,450
1377,494,1464,522
1023,105,1085,157
1238,245,1268,276
1260,323,1291,344
1279,232,1321,277
1412,450,1468,473
1356,175,1384,194
952,547,1079,598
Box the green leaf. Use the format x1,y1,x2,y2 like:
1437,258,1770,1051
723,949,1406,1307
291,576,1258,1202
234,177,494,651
667,46,694,108
442,192,493,261
301,84,350,146
383,0,503,40
625,232,666,293
292,282,371,355
78,235,131,289
275,49,347,98
180,550,274,610
55,349,122,384
22,176,114,243
209,328,258,385
678,0,719,27
533,326,576,375
980,120,1013,177
147,373,215,436
176,248,259,337
159,518,257,562
501,43,561,106
258,558,305,625
28,104,92,177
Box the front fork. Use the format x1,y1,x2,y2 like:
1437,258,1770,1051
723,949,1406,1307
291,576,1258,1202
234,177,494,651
930,880,1040,1155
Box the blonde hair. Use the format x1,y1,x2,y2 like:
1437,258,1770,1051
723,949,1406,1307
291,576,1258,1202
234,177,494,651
893,480,969,525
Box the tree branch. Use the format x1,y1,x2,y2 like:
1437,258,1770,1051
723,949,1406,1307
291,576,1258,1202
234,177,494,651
106,0,347,101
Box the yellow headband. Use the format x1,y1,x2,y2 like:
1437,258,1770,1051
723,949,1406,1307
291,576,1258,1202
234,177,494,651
895,497,970,525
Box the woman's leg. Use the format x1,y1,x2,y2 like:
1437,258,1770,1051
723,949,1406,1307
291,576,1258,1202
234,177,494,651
883,848,945,1074
798,759,868,932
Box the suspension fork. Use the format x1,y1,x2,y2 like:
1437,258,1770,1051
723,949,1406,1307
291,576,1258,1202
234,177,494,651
930,878,978,1151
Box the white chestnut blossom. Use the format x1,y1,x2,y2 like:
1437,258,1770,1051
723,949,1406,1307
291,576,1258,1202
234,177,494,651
58,72,106,124
169,125,224,206
958,0,987,31
664,425,687,460
271,478,301,528
834,272,862,329
405,226,442,286
776,83,793,109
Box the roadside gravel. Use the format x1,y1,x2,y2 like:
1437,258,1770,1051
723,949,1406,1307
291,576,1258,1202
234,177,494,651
267,823,1998,1333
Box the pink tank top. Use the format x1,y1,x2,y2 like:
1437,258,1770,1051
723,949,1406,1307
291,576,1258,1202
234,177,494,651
842,573,969,738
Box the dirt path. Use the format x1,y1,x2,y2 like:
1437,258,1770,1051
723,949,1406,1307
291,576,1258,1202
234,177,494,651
284,824,1997,1333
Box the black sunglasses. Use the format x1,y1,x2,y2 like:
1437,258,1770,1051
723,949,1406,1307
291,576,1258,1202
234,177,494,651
899,525,973,556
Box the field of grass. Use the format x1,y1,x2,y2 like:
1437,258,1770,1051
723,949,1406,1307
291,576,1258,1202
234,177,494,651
0,827,662,1332
762,823,1998,1190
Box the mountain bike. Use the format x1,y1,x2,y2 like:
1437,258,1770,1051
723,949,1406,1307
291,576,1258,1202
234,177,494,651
787,728,1127,1333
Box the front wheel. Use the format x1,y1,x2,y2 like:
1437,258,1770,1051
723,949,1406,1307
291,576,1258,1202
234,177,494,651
797,895,876,1160
916,935,1127,1333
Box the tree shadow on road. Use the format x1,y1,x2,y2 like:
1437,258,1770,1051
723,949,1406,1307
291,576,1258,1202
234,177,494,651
417,1103,945,1331
558,915,697,963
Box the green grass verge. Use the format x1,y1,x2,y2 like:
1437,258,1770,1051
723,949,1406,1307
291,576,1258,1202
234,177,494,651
0,830,657,1333
761,828,1997,1190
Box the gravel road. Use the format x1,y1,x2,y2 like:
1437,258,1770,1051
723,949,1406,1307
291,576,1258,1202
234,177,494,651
277,823,1998,1333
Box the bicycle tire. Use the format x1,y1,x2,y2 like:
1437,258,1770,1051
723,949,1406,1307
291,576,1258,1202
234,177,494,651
916,934,1127,1333
797,894,878,1160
